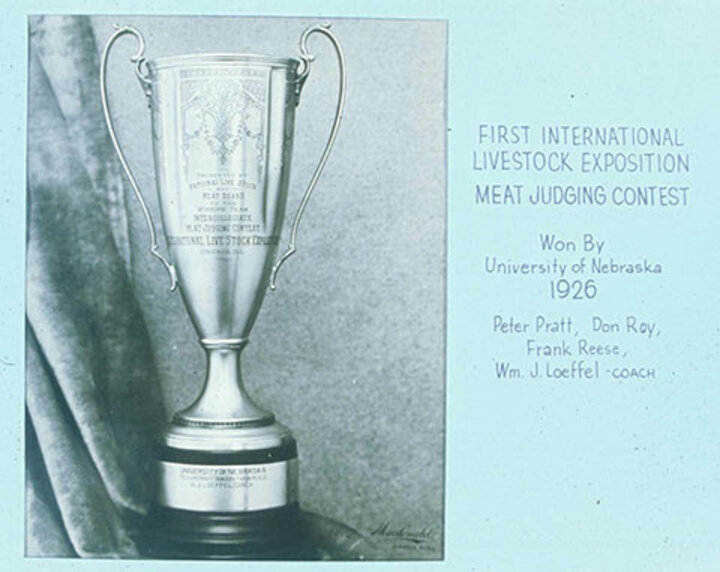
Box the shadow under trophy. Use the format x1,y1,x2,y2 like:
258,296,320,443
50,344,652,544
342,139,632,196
101,22,345,559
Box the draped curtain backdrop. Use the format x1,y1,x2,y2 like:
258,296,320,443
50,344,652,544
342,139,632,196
26,15,165,557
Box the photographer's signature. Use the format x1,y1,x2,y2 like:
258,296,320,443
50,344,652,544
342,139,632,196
369,522,437,552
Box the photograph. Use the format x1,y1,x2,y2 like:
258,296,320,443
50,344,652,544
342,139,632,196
25,14,447,560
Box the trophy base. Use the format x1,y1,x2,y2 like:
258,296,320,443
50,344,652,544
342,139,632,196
139,503,314,560
141,418,309,559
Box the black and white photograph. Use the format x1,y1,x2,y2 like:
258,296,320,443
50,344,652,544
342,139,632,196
25,14,446,560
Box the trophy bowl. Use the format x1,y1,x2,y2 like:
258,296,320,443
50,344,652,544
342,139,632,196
100,23,345,559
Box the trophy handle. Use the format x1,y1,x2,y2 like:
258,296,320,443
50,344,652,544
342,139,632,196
100,25,178,292
269,24,347,291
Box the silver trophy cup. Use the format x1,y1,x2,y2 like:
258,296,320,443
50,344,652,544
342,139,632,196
100,23,345,558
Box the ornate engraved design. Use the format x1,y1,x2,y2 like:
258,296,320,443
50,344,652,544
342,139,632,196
180,71,267,181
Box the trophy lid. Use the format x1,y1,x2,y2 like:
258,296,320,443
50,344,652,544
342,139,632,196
148,53,301,71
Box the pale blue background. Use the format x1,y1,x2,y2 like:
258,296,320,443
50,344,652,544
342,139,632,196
4,0,720,570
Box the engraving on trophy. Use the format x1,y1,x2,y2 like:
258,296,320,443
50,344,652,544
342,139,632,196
180,71,267,172
157,458,298,512
170,71,270,258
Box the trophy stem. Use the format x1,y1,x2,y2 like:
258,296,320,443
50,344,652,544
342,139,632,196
175,339,273,428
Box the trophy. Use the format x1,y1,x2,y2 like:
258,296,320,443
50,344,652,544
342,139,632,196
100,22,345,558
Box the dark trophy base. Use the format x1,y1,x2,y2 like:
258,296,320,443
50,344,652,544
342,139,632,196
138,422,311,560
139,502,314,560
